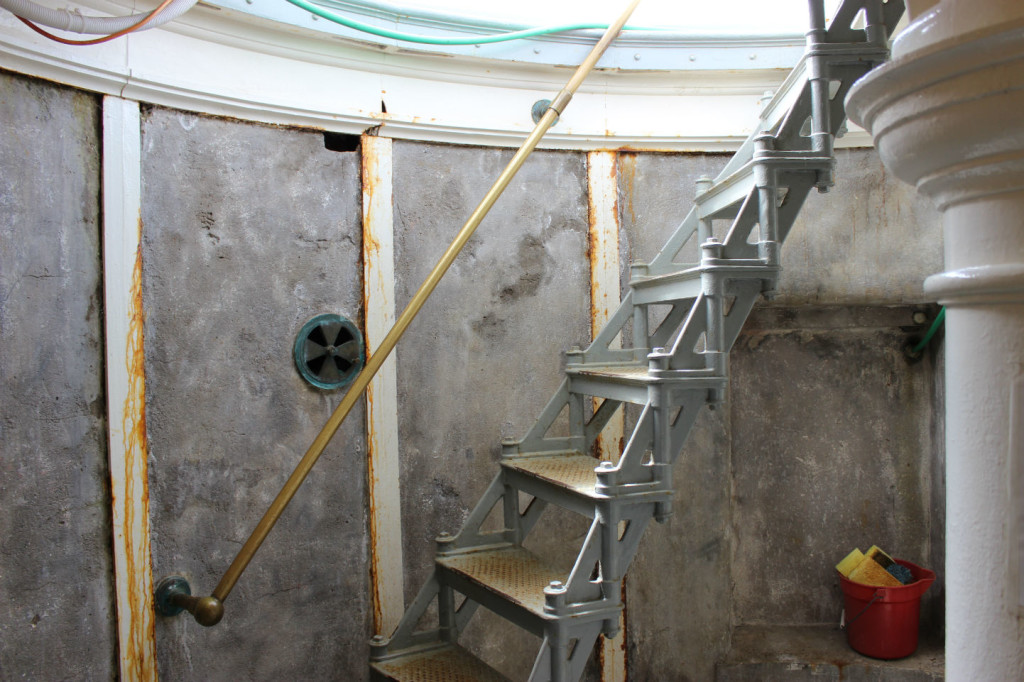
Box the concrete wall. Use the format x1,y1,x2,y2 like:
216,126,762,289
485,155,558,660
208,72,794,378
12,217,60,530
617,152,736,682
0,71,116,679
392,140,593,678
731,306,943,629
0,69,945,681
140,108,370,679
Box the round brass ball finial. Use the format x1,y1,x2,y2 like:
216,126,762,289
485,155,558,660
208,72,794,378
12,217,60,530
192,596,224,627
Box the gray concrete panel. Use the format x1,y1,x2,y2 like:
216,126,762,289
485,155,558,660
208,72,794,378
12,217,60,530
392,140,591,677
774,149,943,306
617,151,731,281
617,150,943,307
0,71,115,680
729,306,940,627
140,108,369,680
627,408,733,682
617,151,734,681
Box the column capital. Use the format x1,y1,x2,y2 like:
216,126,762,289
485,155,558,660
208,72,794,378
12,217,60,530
847,13,1024,211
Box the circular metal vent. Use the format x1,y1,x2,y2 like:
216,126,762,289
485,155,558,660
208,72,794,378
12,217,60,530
293,313,365,390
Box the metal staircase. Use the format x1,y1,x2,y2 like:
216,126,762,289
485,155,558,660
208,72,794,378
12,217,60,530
369,2,904,679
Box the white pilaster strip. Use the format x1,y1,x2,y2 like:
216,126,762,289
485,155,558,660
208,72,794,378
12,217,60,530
361,134,405,637
588,150,626,461
102,96,158,681
588,150,627,682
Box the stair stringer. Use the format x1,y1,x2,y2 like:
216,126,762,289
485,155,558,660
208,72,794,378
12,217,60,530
370,3,904,680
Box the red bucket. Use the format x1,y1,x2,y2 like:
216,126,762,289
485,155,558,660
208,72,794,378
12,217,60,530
838,558,935,659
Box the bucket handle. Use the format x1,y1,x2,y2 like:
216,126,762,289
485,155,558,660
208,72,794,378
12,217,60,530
840,590,882,630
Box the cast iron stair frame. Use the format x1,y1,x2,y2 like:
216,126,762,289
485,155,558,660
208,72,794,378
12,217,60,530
369,2,904,680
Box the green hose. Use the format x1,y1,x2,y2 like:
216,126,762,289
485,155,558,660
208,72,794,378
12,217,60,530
911,307,945,354
284,0,662,45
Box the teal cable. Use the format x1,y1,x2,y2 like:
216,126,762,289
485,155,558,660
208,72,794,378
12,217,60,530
284,0,662,45
911,307,945,354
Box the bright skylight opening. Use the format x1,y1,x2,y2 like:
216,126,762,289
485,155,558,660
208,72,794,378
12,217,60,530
388,0,844,35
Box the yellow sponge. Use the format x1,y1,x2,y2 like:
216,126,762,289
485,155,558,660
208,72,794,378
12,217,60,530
865,545,896,569
847,549,902,587
836,548,865,577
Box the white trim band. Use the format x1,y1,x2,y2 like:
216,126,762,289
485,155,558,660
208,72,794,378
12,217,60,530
0,0,874,150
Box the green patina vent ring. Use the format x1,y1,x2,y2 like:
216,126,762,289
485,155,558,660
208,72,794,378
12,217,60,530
293,313,365,390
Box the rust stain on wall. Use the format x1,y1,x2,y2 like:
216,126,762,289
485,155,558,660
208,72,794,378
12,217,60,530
587,155,619,335
589,153,628,681
598,578,628,682
361,136,390,635
366,418,387,634
618,152,638,228
120,224,157,680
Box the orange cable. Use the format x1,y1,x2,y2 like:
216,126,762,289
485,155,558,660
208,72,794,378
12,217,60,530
17,0,176,46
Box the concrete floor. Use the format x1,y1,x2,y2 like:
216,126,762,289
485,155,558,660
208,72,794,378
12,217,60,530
718,625,944,681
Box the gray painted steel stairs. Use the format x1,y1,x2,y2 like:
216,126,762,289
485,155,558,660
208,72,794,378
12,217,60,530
369,2,904,679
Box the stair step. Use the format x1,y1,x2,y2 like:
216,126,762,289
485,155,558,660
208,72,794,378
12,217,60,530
567,365,649,404
695,163,755,220
630,265,702,305
630,261,777,306
371,643,510,682
504,452,599,497
438,546,561,633
567,364,725,404
503,452,601,517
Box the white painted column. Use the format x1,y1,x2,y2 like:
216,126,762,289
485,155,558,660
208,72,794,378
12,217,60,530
361,133,405,637
102,96,158,681
848,2,1024,678
588,150,627,682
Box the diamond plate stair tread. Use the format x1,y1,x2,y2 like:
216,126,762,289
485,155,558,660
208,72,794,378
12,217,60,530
503,452,600,496
371,644,510,682
438,546,562,616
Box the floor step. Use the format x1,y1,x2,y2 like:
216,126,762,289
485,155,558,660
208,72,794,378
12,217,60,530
438,546,560,629
371,643,510,682
630,260,777,306
502,452,601,517
566,364,650,404
630,265,701,305
567,364,724,405
504,452,600,497
695,163,755,220
716,625,944,682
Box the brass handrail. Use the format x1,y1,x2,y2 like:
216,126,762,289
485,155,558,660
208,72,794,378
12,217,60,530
163,0,642,627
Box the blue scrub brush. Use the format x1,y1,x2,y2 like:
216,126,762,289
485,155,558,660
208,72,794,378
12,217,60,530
886,563,914,585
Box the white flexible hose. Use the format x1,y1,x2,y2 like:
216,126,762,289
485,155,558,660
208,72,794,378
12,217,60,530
0,0,199,34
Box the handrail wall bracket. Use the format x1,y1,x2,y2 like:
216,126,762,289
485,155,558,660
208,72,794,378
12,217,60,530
154,576,224,627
